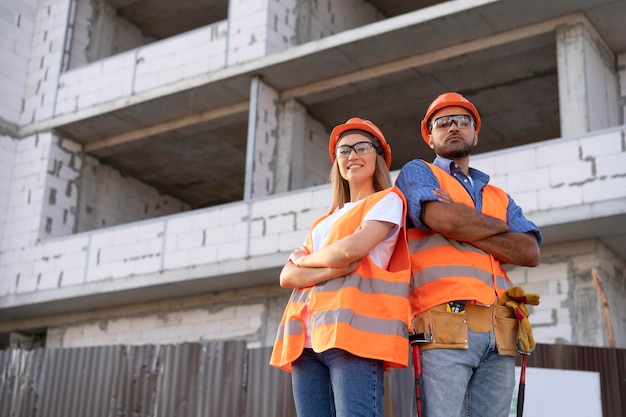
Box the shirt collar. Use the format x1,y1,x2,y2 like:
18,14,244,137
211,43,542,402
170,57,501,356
432,156,491,184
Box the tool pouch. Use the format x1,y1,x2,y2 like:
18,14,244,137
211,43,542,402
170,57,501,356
412,303,468,351
493,305,518,357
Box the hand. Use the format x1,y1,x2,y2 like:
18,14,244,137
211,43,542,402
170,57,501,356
432,188,452,203
289,245,309,266
343,257,364,275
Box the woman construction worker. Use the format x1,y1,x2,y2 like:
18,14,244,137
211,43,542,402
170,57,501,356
270,117,412,417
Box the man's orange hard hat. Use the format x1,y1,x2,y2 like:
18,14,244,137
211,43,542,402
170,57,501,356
329,117,392,168
420,92,481,144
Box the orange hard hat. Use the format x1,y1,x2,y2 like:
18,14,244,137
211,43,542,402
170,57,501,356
420,92,481,143
329,117,392,167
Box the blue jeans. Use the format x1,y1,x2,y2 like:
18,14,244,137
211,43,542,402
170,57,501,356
419,329,515,417
291,348,384,417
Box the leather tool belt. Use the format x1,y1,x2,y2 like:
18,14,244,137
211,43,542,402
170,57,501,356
411,300,519,356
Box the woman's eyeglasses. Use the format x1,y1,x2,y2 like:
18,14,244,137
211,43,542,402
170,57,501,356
335,141,377,159
430,114,474,131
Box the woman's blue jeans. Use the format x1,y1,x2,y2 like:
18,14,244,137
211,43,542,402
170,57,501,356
291,348,384,417
420,328,515,417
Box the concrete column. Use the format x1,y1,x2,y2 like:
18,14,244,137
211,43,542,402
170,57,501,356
0,136,17,250
1,132,82,253
21,0,74,125
0,1,37,130
618,52,626,124
556,22,620,137
275,100,332,193
40,135,82,239
246,78,280,200
275,100,307,193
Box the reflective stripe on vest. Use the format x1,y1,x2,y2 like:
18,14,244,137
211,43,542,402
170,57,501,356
314,272,410,297
408,162,512,315
274,288,310,340
270,187,411,372
408,231,509,290
311,308,408,338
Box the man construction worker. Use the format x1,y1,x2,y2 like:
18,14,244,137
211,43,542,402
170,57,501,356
395,92,542,417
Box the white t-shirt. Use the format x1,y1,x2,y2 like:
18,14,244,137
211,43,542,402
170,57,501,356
310,192,403,269
303,192,404,347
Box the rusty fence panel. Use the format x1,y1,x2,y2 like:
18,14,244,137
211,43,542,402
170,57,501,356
1,343,624,417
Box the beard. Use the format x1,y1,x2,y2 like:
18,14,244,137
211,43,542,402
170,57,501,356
433,138,474,158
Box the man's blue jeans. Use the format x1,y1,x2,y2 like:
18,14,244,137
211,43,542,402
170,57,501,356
291,348,384,417
420,328,515,417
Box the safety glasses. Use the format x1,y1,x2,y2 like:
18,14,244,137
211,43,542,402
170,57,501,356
430,114,474,131
335,141,376,159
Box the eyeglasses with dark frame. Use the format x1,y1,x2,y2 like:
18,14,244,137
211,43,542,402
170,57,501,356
430,114,474,131
335,141,377,159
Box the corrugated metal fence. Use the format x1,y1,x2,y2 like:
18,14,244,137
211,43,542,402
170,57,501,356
0,342,249,417
0,342,624,417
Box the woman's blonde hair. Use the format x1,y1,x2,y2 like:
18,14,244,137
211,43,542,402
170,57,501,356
329,152,392,211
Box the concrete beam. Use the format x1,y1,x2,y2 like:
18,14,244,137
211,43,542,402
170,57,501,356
281,13,587,101
84,101,249,152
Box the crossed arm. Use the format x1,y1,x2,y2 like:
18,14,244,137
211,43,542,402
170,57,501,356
423,189,539,266
279,220,396,288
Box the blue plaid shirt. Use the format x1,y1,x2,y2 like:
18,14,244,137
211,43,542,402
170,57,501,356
395,157,542,244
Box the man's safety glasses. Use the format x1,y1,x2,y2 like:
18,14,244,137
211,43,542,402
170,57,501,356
335,141,377,159
430,114,474,131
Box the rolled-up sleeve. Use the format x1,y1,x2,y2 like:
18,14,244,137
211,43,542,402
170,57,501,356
506,196,543,245
395,160,440,229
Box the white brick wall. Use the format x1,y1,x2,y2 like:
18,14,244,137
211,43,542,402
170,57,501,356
301,0,382,42
0,135,17,251
1,133,53,252
557,23,620,137
76,154,191,232
303,115,332,187
227,0,271,65
65,0,90,69
21,0,71,125
45,285,286,348
16,0,384,128
618,52,626,123
39,137,81,238
471,126,626,222
510,239,626,347
56,21,229,117
266,0,298,53
0,0,38,125
0,175,334,298
251,80,280,198
134,23,228,93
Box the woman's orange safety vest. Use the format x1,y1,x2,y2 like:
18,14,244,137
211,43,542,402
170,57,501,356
408,162,513,317
270,187,411,371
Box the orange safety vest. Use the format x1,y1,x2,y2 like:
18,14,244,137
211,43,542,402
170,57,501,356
270,187,411,372
408,162,513,317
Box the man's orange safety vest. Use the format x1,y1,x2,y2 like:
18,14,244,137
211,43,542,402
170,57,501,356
270,187,411,371
407,162,513,317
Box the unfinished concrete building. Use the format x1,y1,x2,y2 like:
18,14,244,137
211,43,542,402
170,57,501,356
1,0,625,363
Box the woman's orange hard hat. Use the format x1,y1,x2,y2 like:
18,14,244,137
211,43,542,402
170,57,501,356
329,117,392,167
